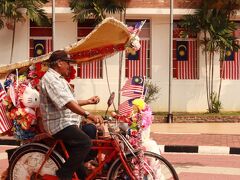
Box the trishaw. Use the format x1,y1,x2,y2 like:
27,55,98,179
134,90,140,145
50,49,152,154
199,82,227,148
0,17,178,180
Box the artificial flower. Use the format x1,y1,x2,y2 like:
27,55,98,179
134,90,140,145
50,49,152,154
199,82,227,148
18,75,27,83
65,66,76,82
125,34,141,55
132,98,145,111
141,105,153,129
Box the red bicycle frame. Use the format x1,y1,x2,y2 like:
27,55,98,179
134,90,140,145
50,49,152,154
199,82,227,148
32,133,136,180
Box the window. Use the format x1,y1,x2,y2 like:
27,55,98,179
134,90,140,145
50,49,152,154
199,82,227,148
125,19,151,78
173,21,199,80
77,20,103,79
29,21,52,58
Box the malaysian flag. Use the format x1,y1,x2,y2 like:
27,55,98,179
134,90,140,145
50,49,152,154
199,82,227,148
30,39,52,58
0,82,12,133
173,39,199,79
126,39,149,78
77,60,103,79
118,98,134,115
122,90,143,99
34,40,46,57
121,76,145,92
220,49,240,79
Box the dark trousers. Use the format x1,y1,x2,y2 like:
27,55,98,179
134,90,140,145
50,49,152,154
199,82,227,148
53,125,92,180
81,123,98,161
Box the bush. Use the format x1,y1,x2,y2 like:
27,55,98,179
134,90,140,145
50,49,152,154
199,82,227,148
144,80,160,104
209,92,222,113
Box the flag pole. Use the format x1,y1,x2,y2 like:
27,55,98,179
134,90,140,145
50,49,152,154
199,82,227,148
52,0,55,51
167,0,173,123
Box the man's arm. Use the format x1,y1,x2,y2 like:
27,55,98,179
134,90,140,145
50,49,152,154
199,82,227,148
77,96,100,106
65,100,102,124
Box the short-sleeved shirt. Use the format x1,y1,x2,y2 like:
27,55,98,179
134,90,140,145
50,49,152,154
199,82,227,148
39,68,80,135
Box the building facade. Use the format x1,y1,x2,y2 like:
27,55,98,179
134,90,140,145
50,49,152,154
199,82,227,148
1,0,240,112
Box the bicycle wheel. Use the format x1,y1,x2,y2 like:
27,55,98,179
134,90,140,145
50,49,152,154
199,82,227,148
107,151,179,180
8,143,65,180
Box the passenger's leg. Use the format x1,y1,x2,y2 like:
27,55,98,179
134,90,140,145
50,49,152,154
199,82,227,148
81,123,98,161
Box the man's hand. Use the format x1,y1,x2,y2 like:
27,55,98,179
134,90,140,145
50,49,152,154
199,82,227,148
88,114,103,124
87,96,100,104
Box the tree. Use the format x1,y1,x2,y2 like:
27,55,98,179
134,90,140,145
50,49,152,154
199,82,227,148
69,0,130,108
181,0,240,113
69,0,126,24
0,0,50,63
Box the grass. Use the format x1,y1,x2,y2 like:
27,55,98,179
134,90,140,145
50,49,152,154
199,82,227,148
93,110,240,116
153,111,240,116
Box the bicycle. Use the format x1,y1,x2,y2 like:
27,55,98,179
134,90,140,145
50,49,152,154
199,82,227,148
7,94,179,180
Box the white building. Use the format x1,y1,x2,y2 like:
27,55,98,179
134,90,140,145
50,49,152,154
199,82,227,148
1,0,240,112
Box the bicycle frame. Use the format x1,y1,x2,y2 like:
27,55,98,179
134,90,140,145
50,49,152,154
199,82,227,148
32,130,137,180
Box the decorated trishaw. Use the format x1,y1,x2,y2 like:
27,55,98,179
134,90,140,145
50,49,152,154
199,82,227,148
0,17,178,180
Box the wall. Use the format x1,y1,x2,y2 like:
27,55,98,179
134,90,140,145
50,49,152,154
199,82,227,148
1,7,240,112
0,21,29,65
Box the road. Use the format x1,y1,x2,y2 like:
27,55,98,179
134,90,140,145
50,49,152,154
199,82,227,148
0,145,15,178
163,153,240,180
1,145,240,179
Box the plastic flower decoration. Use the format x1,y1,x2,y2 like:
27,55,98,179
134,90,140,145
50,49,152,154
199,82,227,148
65,65,76,82
132,98,145,111
122,98,153,149
125,20,146,55
125,34,141,55
28,62,48,88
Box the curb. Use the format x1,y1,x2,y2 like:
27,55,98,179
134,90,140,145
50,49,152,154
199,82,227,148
0,138,20,146
1,138,240,155
159,145,240,155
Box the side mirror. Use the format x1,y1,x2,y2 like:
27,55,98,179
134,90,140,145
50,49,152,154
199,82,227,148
105,92,115,117
107,92,115,107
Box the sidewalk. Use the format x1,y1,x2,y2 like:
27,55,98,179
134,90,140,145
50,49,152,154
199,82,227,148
1,123,240,155
150,123,240,155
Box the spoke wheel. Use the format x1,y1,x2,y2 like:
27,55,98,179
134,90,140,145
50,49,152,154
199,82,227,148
8,143,64,180
108,151,179,180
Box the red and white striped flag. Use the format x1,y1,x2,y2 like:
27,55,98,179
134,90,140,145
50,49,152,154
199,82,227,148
118,99,134,115
121,76,145,92
77,60,103,79
0,83,12,134
173,39,199,79
126,39,149,78
220,51,240,80
46,39,52,53
0,84,6,100
122,90,143,99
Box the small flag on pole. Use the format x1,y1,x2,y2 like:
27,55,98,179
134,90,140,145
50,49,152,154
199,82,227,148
118,99,134,115
122,90,143,99
121,76,145,92
134,20,146,35
0,83,12,134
